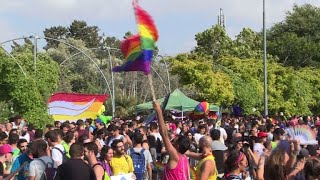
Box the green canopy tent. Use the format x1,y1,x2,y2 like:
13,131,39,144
136,89,219,112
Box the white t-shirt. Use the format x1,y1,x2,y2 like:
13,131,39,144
11,122,18,129
20,133,30,143
107,135,124,147
176,128,181,135
253,143,265,157
194,133,204,144
217,127,227,145
51,144,65,168
29,156,54,180
149,132,162,142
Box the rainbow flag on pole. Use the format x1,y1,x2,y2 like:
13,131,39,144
48,93,108,121
112,0,158,75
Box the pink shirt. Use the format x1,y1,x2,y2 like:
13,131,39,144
163,154,189,180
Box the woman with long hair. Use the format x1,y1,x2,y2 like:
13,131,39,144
264,140,302,180
223,150,248,180
304,157,320,180
99,146,113,177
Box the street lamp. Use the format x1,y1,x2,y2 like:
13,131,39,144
263,0,268,116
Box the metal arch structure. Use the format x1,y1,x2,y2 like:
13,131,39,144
60,47,171,108
59,47,119,118
0,46,26,77
157,55,171,92
0,37,32,77
38,36,117,118
0,36,116,117
150,66,169,93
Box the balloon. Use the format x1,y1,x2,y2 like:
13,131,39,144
97,105,106,116
194,102,210,115
98,114,112,125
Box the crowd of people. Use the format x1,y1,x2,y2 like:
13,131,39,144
0,102,319,179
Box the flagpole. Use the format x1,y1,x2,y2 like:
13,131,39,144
147,74,156,101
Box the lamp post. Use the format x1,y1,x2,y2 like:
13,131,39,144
33,35,38,72
263,0,268,116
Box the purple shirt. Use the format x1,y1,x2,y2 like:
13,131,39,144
99,160,112,176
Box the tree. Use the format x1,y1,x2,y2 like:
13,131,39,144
44,20,121,51
194,25,233,59
232,28,263,59
68,20,102,48
169,53,235,106
43,26,68,49
268,4,320,68
47,38,103,94
0,43,59,128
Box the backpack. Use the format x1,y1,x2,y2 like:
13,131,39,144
155,138,162,154
38,158,56,180
129,148,146,180
52,147,69,164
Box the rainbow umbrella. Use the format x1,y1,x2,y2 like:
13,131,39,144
194,102,210,115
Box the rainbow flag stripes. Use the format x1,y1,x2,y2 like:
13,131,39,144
48,93,108,121
112,1,158,75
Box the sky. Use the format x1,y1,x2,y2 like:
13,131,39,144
0,0,319,55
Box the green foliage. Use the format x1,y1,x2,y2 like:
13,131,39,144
169,53,235,106
194,25,232,59
0,44,59,128
232,28,263,59
268,4,320,67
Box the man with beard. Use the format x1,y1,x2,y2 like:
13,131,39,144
110,139,134,176
45,129,67,168
83,142,104,180
11,144,33,180
55,143,96,180
196,136,217,180
19,125,30,143
28,140,53,180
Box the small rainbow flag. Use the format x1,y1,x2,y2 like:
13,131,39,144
112,0,158,75
154,161,165,171
190,166,197,180
47,93,108,121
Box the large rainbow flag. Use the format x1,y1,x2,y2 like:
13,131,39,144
112,0,158,75
48,93,108,121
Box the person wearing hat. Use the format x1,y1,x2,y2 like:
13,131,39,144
0,144,13,178
253,132,268,157
94,118,105,132
1,144,28,180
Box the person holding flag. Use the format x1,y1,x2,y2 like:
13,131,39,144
153,101,190,180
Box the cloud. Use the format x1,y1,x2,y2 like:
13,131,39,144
0,19,19,43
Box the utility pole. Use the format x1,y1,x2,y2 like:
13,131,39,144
218,8,226,29
263,0,268,116
33,35,38,72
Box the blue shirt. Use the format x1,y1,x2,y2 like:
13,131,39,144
11,153,32,180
